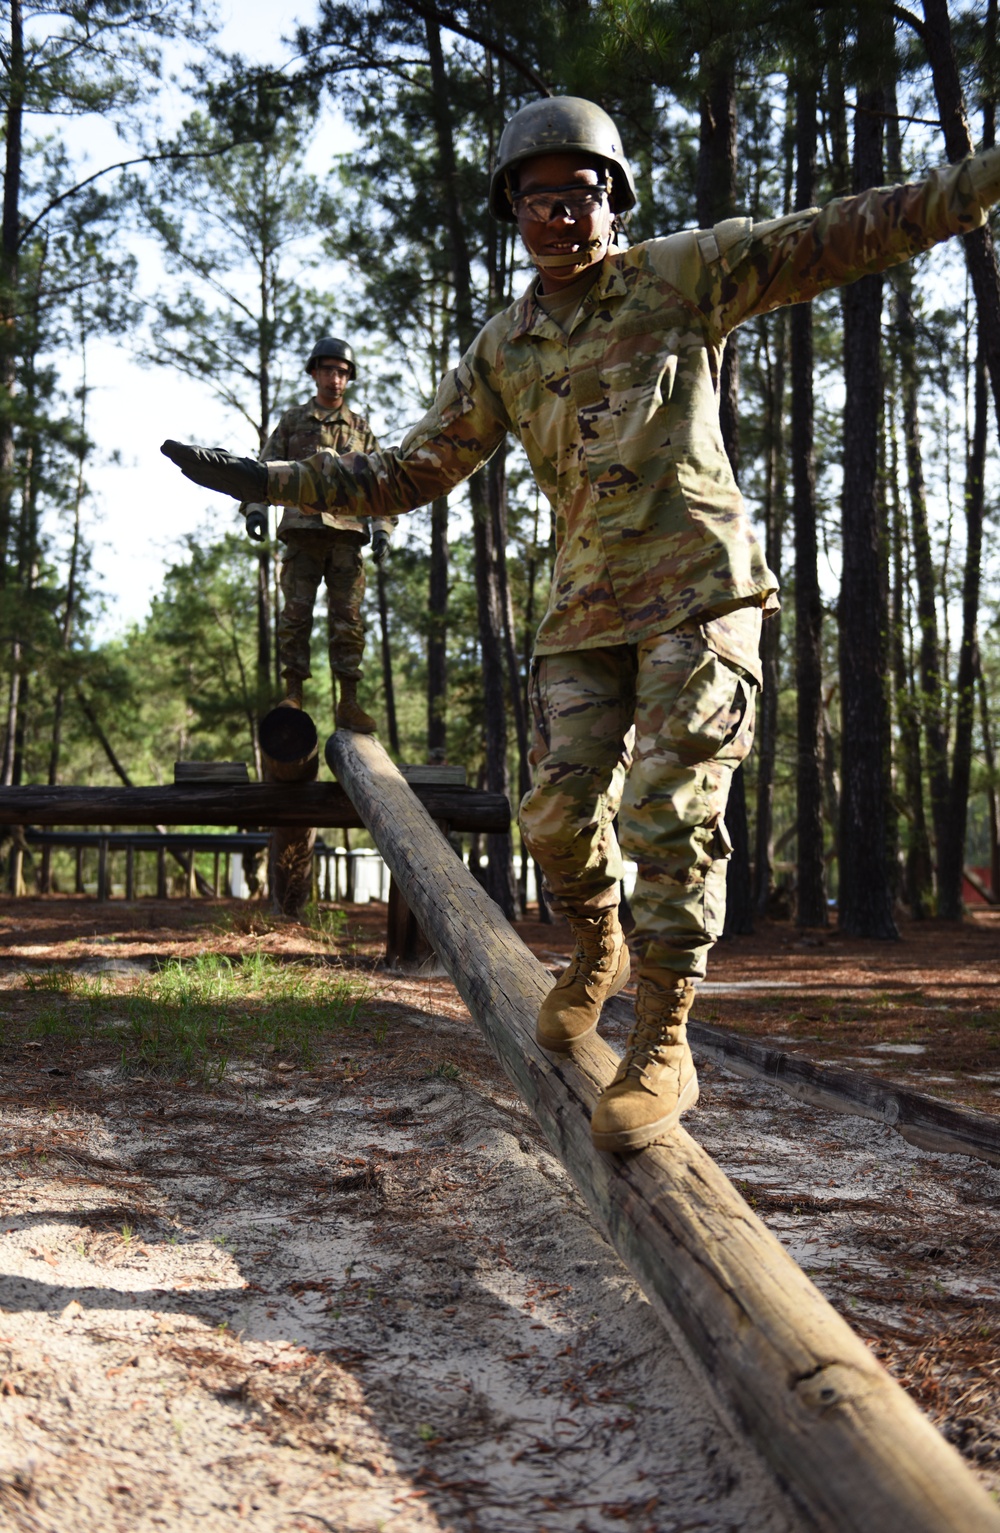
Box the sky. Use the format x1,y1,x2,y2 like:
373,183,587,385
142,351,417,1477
58,1,360,637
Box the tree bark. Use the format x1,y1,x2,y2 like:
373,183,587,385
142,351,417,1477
837,54,898,941
697,59,753,938
476,460,516,919
424,12,515,918
791,74,828,928
976,654,1000,899
376,559,401,756
938,344,987,918
890,424,933,919
919,0,1000,440
0,0,24,587
427,494,448,762
753,312,785,917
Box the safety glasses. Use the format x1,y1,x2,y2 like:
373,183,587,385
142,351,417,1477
512,184,608,222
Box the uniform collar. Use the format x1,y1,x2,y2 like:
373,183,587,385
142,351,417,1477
509,253,629,341
309,399,352,424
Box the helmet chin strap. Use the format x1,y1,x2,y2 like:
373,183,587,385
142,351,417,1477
530,234,609,276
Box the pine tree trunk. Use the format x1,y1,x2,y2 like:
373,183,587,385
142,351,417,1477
0,0,24,587
976,654,1000,898
837,58,898,940
791,74,828,928
376,559,400,756
476,458,515,920
424,12,515,917
938,345,987,917
890,428,933,919
490,445,531,914
427,494,448,762
697,59,754,938
753,312,786,917
920,0,1000,439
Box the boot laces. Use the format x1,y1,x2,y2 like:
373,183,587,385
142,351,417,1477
623,986,690,1075
565,920,618,983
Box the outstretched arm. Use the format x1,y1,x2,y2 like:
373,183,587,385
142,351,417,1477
163,346,512,520
265,355,510,519
670,145,1000,338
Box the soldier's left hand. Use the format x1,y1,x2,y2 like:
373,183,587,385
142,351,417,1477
161,440,268,502
372,530,390,566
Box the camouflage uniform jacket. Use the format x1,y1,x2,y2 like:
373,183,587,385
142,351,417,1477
247,399,395,539
266,150,1000,669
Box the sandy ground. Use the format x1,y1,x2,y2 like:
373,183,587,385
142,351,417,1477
0,897,997,1532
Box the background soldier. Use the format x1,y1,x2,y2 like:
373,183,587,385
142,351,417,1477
244,336,393,731
163,98,1000,1153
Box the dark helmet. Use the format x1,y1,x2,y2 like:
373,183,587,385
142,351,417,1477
488,96,636,223
306,336,357,379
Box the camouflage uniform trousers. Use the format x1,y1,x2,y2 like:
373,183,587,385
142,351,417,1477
520,608,761,981
277,527,367,683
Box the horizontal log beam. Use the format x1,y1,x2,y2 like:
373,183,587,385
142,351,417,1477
327,729,1000,1533
0,783,509,834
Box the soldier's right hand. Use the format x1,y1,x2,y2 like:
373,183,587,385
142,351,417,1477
161,441,268,502
244,508,268,542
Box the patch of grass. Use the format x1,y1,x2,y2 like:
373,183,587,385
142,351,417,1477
14,952,366,1083
303,903,350,946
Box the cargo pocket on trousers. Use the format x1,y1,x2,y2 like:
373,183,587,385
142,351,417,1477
704,818,734,937
527,659,551,757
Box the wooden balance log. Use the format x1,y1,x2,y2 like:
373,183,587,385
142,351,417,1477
260,706,319,919
326,727,1000,1533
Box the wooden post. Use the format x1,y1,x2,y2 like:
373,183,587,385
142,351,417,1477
156,844,167,899
75,845,84,894
326,730,1000,1533
260,706,319,919
213,850,221,897
186,849,197,899
97,837,108,902
125,842,135,902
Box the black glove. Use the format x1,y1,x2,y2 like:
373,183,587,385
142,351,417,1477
161,440,268,502
244,508,268,542
372,529,390,566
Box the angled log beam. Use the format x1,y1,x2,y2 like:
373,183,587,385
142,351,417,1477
327,729,999,1533
0,783,509,833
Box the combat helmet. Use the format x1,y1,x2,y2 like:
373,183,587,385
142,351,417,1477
306,336,357,379
488,97,636,222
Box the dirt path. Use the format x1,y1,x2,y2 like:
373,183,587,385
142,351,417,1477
0,898,997,1531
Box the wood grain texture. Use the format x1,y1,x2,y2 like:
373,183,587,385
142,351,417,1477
328,729,1000,1533
0,783,510,832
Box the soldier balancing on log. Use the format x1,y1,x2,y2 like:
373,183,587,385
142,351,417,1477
162,96,1000,1154
242,335,395,733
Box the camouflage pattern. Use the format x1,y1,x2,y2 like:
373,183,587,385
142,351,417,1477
264,149,1000,655
520,608,760,979
246,399,394,538
277,528,367,682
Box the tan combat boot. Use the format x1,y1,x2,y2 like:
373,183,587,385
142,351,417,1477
335,676,377,734
278,675,303,710
536,909,630,1052
590,973,698,1152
